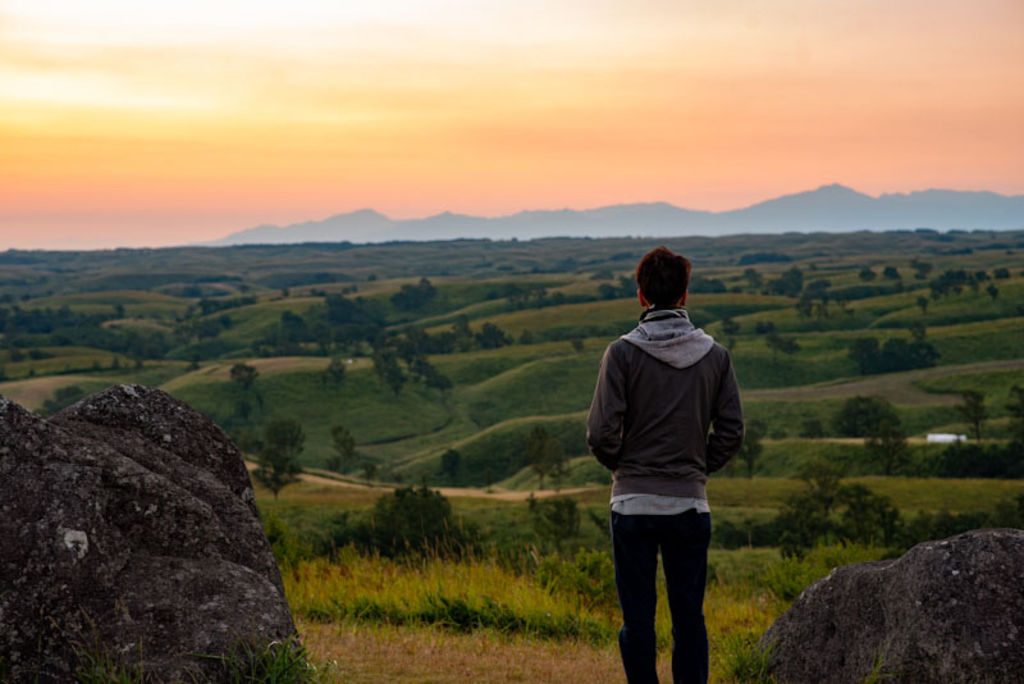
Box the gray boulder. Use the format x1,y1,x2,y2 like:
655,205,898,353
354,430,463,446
762,528,1024,683
0,385,297,681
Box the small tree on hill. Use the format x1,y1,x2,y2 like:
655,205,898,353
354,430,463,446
738,419,766,478
254,417,304,500
832,396,899,438
440,448,461,481
322,357,346,387
956,391,987,441
526,425,564,490
361,459,378,483
230,362,258,391
765,332,800,362
865,416,909,475
476,322,510,349
373,348,406,395
527,495,580,552
328,424,356,472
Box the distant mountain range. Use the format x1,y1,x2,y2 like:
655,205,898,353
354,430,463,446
205,184,1024,246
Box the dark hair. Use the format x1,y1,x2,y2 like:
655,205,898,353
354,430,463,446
636,246,691,306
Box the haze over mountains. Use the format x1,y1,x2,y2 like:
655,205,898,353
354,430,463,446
206,184,1024,246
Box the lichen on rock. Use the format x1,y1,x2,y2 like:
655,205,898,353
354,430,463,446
0,384,297,681
762,528,1024,683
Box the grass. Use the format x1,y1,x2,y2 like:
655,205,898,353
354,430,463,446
26,289,190,317
458,350,604,427
0,361,188,410
284,547,788,682
167,367,451,464
0,346,136,381
299,620,630,683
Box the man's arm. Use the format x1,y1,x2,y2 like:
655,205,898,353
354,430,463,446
586,344,628,470
706,354,743,473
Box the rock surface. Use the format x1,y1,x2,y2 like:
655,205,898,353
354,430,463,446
762,528,1024,683
0,385,297,681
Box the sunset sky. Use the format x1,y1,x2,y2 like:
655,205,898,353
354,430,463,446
2,0,1023,248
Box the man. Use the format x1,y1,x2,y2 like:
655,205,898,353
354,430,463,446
587,246,743,683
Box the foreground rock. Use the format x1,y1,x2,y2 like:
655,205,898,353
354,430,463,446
762,529,1024,683
0,385,297,681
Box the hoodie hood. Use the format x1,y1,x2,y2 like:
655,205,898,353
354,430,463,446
620,308,715,369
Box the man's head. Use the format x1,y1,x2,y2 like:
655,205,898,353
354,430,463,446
635,246,691,308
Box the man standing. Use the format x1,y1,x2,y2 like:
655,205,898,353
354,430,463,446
587,246,743,683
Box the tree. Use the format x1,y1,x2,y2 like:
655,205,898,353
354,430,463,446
837,484,901,546
795,296,814,320
363,485,469,557
476,322,509,349
738,419,766,478
230,362,258,391
253,417,304,500
373,348,406,395
440,448,461,480
322,357,346,387
765,332,799,361
526,425,563,490
908,321,926,342
329,425,356,472
832,396,899,437
798,458,844,517
527,495,580,551
858,266,876,282
882,266,900,280
767,267,804,297
742,268,763,289
956,391,987,441
986,283,999,300
916,296,929,314
910,258,933,280
391,277,437,310
865,416,909,475
847,336,938,375
361,460,378,483
774,459,844,557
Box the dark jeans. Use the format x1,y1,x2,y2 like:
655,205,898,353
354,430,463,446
611,509,712,684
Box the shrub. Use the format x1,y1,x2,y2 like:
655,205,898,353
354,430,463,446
762,544,887,601
535,549,617,611
720,630,775,683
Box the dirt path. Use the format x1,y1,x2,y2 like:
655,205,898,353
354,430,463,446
743,358,1024,405
247,462,597,501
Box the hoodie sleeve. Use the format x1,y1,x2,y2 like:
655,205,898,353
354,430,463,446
586,343,628,470
706,351,744,474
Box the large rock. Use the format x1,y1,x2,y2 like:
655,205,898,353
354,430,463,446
762,529,1024,683
0,385,297,681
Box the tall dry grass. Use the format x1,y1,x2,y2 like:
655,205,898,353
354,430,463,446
283,547,790,681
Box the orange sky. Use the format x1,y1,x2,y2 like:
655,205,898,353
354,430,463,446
2,0,1023,248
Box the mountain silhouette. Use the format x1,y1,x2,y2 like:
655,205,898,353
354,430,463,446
205,184,1024,245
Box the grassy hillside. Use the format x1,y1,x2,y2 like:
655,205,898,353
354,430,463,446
3,231,1022,487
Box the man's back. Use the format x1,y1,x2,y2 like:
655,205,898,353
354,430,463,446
586,310,743,496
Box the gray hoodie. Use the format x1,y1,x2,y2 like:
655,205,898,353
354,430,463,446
586,307,744,499
620,308,715,369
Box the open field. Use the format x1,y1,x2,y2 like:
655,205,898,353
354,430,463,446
3,233,1023,681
